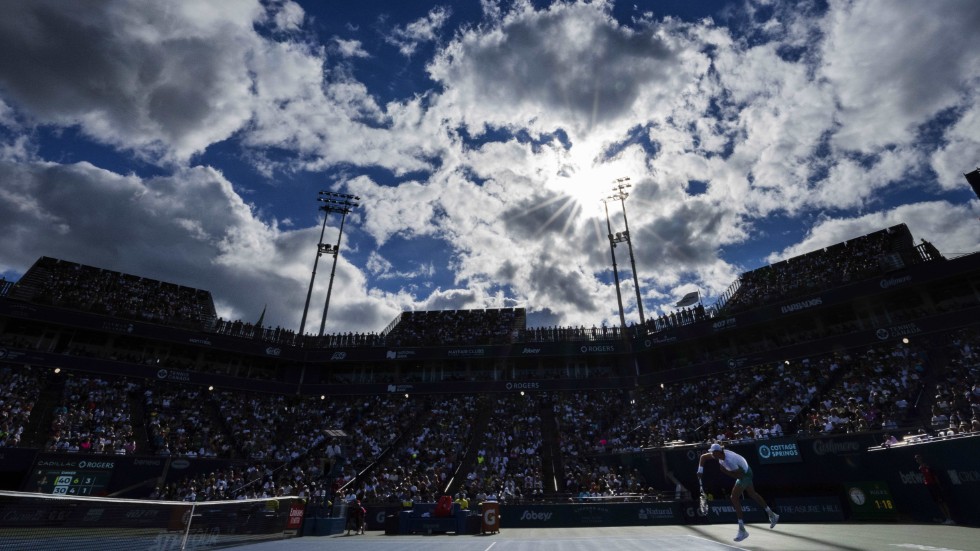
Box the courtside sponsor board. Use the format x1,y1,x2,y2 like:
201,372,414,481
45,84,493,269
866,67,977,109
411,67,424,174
757,439,802,464
498,503,679,527
772,497,844,522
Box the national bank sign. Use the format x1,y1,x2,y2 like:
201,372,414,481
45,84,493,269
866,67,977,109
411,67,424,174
757,439,802,464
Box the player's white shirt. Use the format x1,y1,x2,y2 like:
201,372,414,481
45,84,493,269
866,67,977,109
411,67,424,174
719,449,749,473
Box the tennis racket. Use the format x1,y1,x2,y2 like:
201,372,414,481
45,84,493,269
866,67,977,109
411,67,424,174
698,480,709,516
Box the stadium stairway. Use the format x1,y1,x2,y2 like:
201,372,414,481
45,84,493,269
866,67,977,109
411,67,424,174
910,337,951,432
538,393,563,495
128,386,152,455
23,372,64,449
209,393,242,460
3,259,52,302
444,394,493,498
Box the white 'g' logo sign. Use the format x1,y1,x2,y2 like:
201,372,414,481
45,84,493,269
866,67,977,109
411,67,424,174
483,509,497,525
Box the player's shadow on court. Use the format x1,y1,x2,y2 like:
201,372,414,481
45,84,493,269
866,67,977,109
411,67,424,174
680,524,866,550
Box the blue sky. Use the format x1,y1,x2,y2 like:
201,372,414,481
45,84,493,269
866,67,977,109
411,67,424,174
0,0,978,333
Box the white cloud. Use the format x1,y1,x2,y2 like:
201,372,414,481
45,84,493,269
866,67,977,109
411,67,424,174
931,103,980,191
0,158,402,331
0,0,270,163
769,201,980,263
819,0,980,152
427,1,692,143
332,38,370,59
271,0,306,31
1,0,978,332
386,6,452,57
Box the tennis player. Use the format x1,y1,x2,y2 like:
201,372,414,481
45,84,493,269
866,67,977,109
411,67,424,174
697,443,779,542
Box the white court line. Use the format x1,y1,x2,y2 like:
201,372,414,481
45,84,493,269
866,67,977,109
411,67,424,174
889,545,964,551
484,542,497,551
687,534,750,550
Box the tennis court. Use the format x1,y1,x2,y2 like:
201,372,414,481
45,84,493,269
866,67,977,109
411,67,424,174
232,523,976,551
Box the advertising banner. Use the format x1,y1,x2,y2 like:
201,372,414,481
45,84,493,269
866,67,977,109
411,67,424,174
499,502,680,528
482,501,500,533
772,496,844,522
704,500,768,524
755,438,802,464
364,505,402,531
286,502,306,530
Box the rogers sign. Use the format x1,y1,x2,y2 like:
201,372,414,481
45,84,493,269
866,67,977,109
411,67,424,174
579,345,615,353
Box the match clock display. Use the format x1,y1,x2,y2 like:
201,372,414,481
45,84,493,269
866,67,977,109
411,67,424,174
844,481,897,521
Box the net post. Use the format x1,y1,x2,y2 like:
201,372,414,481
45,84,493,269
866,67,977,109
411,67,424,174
180,502,196,551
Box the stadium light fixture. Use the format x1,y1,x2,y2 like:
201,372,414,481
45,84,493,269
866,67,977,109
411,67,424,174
317,193,360,337
608,177,646,327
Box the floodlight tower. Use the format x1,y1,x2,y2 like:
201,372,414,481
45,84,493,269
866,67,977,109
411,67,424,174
299,192,333,337
318,193,360,337
609,177,646,327
602,197,628,333
298,191,360,337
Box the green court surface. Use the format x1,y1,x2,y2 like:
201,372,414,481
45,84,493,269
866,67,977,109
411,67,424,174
233,522,977,551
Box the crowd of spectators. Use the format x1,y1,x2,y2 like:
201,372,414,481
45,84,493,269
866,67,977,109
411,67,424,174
644,303,708,334
463,394,545,503
210,318,382,349
2,223,930,361
384,309,522,347
0,365,42,447
214,391,350,463
0,324,977,504
800,344,925,435
518,324,633,342
722,227,903,314
144,382,230,458
555,391,627,495
18,257,216,330
1,224,974,512
353,395,475,505
931,327,980,436
45,376,138,455
151,458,331,503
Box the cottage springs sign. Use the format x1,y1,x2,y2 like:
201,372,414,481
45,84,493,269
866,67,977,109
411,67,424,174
756,439,802,464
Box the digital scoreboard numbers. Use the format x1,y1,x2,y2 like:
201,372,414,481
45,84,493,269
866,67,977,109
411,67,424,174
28,458,118,496
845,481,897,521
35,469,113,496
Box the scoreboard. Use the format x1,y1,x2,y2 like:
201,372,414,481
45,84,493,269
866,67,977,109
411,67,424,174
28,458,117,496
844,481,898,521
36,470,113,495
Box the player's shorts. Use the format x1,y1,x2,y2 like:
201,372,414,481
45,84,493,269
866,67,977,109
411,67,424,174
734,466,754,490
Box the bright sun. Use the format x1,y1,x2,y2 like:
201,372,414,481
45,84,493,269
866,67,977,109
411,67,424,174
544,140,631,217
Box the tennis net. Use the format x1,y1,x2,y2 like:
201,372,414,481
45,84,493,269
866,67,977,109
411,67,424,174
0,490,306,551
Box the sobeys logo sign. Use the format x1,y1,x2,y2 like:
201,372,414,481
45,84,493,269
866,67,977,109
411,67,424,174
520,510,553,521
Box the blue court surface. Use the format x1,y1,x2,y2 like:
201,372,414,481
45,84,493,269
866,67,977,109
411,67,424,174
234,523,977,551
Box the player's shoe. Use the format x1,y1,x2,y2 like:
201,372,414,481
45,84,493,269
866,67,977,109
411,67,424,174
769,512,780,529
734,528,749,542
